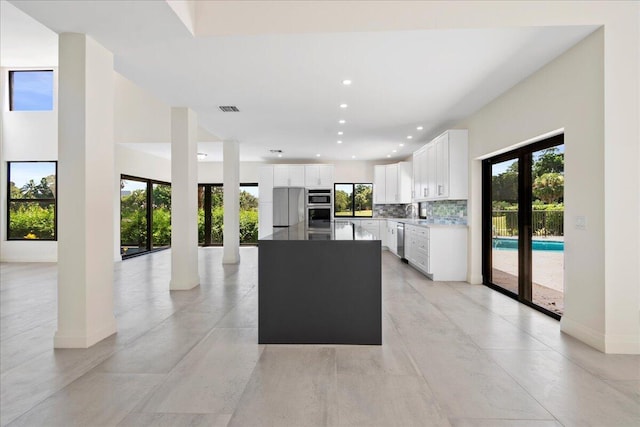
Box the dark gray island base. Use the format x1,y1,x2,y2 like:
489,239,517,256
258,222,381,345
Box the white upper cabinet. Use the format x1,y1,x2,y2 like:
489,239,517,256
374,162,412,204
385,163,399,202
412,130,468,201
273,164,305,187
304,164,334,188
373,165,386,204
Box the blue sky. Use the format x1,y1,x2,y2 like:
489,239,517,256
9,162,55,188
11,71,54,111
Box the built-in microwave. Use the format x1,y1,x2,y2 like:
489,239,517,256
306,189,332,205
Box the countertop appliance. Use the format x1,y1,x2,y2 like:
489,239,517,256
397,222,407,262
273,187,305,227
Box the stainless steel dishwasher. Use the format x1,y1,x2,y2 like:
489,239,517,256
397,222,407,262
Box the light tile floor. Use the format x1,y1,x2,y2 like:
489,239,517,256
1,248,638,426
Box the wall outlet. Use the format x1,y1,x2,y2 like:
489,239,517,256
575,215,587,230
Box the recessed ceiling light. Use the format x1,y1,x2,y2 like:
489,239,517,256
407,135,413,139
392,150,397,153
316,154,321,157
416,126,423,130
351,155,356,159
337,140,343,144
278,154,283,158
340,104,348,109
387,154,391,158
342,79,352,85
338,131,343,135
399,143,404,147
339,119,346,124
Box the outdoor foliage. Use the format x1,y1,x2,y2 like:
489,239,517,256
492,147,564,237
197,189,259,244
8,202,55,239
8,173,56,240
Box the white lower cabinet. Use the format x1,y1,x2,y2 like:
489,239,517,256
386,220,398,255
405,224,467,281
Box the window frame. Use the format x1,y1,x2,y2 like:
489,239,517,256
120,174,171,259
7,160,58,241
9,69,55,112
333,182,374,218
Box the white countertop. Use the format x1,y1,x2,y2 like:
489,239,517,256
344,217,468,228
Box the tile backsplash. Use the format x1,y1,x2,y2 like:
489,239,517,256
421,200,467,224
373,204,410,218
373,200,468,225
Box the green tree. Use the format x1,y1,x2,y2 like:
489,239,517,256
354,184,372,213
492,161,519,203
533,148,563,178
240,190,258,211
334,190,350,214
533,172,564,204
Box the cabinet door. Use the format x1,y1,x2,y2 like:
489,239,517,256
273,165,289,187
405,226,414,263
258,165,274,203
318,165,334,187
413,150,423,201
373,165,386,204
387,221,397,255
304,165,319,187
289,165,305,187
436,134,449,198
426,143,437,199
398,161,412,203
385,163,398,203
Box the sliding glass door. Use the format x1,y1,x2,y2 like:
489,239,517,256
483,134,564,318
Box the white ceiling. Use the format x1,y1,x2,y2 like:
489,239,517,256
4,0,596,162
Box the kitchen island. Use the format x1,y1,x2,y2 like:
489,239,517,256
258,222,381,345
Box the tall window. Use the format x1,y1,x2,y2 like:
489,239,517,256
9,70,54,111
198,183,259,246
7,161,57,240
483,134,564,318
334,183,373,217
120,175,171,258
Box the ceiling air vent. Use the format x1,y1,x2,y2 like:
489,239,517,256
219,106,240,112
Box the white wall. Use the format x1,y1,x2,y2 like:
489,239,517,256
457,29,627,352
1,66,58,262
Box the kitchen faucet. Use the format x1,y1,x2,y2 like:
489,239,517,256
405,204,417,219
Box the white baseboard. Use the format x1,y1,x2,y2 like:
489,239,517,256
560,316,605,352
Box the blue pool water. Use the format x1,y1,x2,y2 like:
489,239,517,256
493,237,564,252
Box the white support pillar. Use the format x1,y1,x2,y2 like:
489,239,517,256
55,33,116,348
223,140,240,264
170,107,200,290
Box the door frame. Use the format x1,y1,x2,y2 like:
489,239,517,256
481,133,564,320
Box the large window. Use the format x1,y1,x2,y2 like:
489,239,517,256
7,161,57,240
9,70,54,111
198,183,259,246
334,183,373,217
120,175,171,258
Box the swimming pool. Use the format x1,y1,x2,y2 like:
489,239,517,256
492,237,564,252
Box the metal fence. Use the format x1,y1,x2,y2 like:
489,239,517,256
492,210,564,237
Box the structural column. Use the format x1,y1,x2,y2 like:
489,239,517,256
55,33,116,348
223,140,240,264
170,107,200,290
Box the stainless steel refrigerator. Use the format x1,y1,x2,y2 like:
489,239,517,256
273,187,305,227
